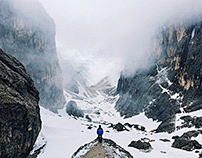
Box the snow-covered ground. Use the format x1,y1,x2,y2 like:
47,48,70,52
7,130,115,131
35,81,202,158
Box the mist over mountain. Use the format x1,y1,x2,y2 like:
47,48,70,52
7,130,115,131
40,0,202,85
0,0,202,157
0,0,65,112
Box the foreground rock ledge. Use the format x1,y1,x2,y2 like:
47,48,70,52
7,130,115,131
72,138,133,158
0,49,41,158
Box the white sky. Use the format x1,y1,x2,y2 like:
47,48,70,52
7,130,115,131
38,0,202,85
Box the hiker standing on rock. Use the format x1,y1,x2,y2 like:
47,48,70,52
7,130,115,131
97,125,103,143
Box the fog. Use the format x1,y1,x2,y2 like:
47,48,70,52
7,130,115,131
38,0,202,85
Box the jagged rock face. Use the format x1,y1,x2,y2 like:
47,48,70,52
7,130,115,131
172,130,202,151
0,0,65,112
0,49,41,158
116,19,202,124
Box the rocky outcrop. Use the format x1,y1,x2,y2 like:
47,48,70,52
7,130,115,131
0,0,65,112
155,116,175,133
113,122,129,132
116,19,202,129
109,122,146,132
72,138,133,158
124,123,146,132
128,140,152,152
66,101,84,118
177,115,202,129
0,49,41,158
172,130,202,151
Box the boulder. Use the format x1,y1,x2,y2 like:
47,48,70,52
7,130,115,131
128,140,152,151
172,131,202,151
66,101,84,118
85,115,92,122
180,115,194,123
113,122,129,132
0,49,41,157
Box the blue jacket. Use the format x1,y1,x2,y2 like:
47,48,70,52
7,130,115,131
97,128,103,136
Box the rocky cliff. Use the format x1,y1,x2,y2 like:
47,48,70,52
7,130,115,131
0,0,65,112
116,19,202,132
0,48,41,158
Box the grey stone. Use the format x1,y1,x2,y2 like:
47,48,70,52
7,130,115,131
172,130,202,151
128,140,152,151
113,122,129,132
0,49,41,158
156,116,175,133
66,101,84,118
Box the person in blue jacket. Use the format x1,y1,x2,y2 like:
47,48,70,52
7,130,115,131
97,125,103,143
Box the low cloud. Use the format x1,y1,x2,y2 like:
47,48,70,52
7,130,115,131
39,0,202,84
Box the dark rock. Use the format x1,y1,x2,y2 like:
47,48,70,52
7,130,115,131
146,93,180,122
159,139,171,142
113,122,129,132
182,130,199,139
199,152,202,158
96,111,101,115
27,144,46,158
108,123,114,128
0,0,65,112
115,20,202,125
85,115,92,122
133,124,146,132
184,100,202,112
156,116,175,133
124,123,133,128
172,136,179,140
178,116,202,129
160,151,167,154
128,140,152,151
180,115,194,123
193,117,202,128
87,126,92,130
0,49,41,158
160,82,169,88
66,101,84,118
172,130,202,151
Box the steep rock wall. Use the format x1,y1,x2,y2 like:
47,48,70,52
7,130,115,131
0,48,41,158
116,19,202,123
0,0,65,112
154,20,202,113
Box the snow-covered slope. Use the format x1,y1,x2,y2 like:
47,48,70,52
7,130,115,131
33,78,202,158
